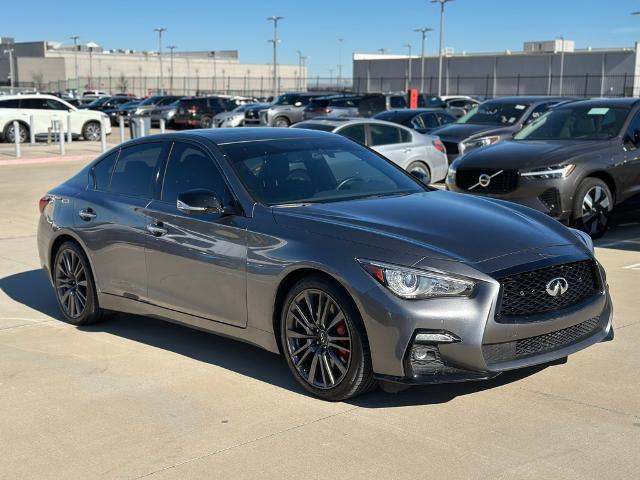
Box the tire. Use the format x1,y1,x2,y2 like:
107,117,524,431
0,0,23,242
571,177,613,239
407,161,431,185
53,242,107,326
82,121,101,141
280,275,377,401
273,116,290,128
200,115,213,129
3,122,28,143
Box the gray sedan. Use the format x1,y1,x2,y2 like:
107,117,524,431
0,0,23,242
36,128,613,401
294,118,448,184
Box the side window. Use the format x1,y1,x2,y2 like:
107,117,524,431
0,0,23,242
369,124,401,146
436,112,456,125
399,128,411,143
45,99,68,110
389,96,407,109
415,113,439,129
0,99,20,108
110,143,164,198
624,111,640,143
20,98,47,109
338,124,366,144
525,102,554,124
162,142,227,205
91,150,118,191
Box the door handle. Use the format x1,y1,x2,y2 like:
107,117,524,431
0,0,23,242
78,208,96,221
146,222,168,236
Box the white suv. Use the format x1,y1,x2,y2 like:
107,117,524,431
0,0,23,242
0,94,111,143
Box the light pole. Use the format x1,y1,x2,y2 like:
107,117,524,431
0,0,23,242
70,35,79,91
337,37,343,88
86,42,98,90
296,50,303,90
431,0,454,97
557,35,565,96
414,27,433,93
154,27,166,94
167,45,176,93
403,43,412,91
209,51,217,92
3,48,14,94
301,56,308,91
267,16,284,98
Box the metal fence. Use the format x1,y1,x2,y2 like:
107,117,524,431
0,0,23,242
1,74,637,98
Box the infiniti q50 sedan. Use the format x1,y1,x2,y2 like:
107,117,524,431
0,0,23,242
37,128,613,401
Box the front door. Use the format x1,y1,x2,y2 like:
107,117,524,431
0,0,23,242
144,141,248,327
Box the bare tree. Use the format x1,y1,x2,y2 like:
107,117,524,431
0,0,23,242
116,73,129,93
31,71,44,90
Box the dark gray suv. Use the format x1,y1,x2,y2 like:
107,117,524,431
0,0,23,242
37,128,612,401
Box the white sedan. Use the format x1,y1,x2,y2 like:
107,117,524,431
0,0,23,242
0,94,111,143
293,118,448,184
213,104,253,128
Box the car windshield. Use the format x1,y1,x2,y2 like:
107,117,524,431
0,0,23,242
275,94,304,106
514,105,629,141
138,97,160,106
87,97,111,107
220,136,424,206
457,101,530,125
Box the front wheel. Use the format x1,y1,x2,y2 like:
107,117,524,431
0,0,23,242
571,177,613,239
82,121,101,141
280,276,377,401
273,116,290,128
200,115,213,129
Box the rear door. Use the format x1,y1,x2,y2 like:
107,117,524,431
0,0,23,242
367,123,413,168
20,98,67,136
74,142,169,301
144,140,248,327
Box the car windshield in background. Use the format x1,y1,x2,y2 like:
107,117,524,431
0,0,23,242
275,94,305,106
457,101,530,125
514,105,629,141
220,137,424,206
138,97,160,106
87,97,110,107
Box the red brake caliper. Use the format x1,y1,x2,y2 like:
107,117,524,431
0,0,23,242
336,322,349,362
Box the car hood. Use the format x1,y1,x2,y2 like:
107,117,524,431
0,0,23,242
431,123,516,141
214,111,240,120
457,139,612,170
272,190,580,265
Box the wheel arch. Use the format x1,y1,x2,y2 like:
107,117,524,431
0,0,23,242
49,232,97,286
582,170,618,203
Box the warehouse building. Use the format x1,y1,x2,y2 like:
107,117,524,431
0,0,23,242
352,39,640,97
0,37,305,96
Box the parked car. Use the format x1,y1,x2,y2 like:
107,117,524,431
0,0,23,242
132,95,182,117
37,127,613,401
79,96,134,112
294,118,447,184
263,92,339,127
213,104,255,128
358,93,409,117
82,90,110,99
149,99,182,127
373,108,457,133
302,95,362,120
0,94,111,142
447,97,640,238
172,96,239,129
244,102,272,126
431,96,570,164
424,95,481,118
104,100,143,126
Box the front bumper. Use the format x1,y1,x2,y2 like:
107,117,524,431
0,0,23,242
360,252,612,385
446,174,577,221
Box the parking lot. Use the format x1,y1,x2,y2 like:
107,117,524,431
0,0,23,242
0,152,638,479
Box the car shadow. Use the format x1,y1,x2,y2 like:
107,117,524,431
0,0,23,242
0,268,564,407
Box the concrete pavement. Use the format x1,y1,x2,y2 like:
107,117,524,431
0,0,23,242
0,158,638,479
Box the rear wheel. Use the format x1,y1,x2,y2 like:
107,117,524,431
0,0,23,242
407,161,431,185
571,177,613,239
82,121,101,141
280,275,377,401
273,116,290,128
53,242,107,325
4,122,28,143
200,115,213,128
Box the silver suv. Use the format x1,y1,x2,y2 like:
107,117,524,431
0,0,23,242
264,92,337,127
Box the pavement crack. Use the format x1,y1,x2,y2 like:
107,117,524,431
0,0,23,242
133,405,360,479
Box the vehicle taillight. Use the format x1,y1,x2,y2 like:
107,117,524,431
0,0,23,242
38,195,51,213
433,139,446,154
324,108,333,114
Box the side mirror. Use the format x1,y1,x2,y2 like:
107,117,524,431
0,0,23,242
177,189,222,214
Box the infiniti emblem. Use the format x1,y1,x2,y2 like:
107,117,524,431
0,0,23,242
546,277,569,297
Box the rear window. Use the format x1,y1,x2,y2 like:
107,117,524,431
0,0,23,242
389,96,407,109
0,99,19,108
294,123,336,132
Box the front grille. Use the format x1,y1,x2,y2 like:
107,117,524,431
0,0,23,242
442,141,459,155
483,316,602,364
539,188,561,216
245,110,258,119
498,260,599,320
455,168,519,193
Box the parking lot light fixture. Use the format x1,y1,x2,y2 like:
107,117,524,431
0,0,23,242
431,0,454,97
338,38,344,88
209,51,217,93
267,16,284,98
414,27,433,93
154,27,167,94
404,43,412,91
556,35,565,96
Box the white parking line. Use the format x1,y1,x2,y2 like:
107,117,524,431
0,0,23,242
595,237,640,249
623,263,640,270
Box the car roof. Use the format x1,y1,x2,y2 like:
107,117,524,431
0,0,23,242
555,97,640,108
376,108,446,117
294,117,409,130
0,94,64,101
482,96,569,104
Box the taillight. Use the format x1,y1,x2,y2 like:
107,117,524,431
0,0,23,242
38,195,51,213
325,108,333,114
433,139,446,154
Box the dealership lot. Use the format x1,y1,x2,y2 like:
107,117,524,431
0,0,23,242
0,156,637,479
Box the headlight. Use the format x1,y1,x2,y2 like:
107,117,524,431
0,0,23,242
520,164,575,179
461,135,501,152
569,227,594,253
446,163,457,183
358,259,475,299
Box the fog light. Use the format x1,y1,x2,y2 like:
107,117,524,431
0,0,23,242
413,346,437,361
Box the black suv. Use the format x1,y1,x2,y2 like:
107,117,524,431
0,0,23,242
373,108,456,133
446,98,640,238
172,96,238,129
